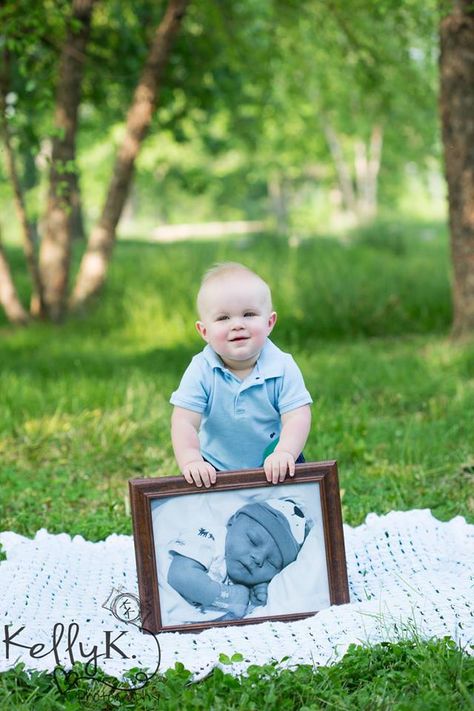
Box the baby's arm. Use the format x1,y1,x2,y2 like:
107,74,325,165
171,406,216,488
168,553,249,617
264,405,311,484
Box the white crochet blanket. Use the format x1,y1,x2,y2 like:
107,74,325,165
0,510,472,683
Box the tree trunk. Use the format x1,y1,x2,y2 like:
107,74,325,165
439,0,474,336
322,120,357,215
0,233,29,325
267,173,289,234
19,141,41,251
366,124,383,218
0,51,44,317
354,125,383,221
39,0,95,322
70,170,86,241
70,0,190,310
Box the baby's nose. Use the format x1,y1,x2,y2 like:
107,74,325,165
251,550,264,566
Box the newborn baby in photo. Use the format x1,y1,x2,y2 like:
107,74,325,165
167,497,309,620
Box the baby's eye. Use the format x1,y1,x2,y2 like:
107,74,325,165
244,312,257,317
216,315,229,321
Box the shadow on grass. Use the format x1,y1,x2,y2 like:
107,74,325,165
0,342,198,381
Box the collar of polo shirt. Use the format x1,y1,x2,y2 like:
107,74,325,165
202,339,285,381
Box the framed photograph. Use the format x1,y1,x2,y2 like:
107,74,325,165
129,461,349,634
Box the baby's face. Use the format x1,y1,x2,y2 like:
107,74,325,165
225,513,283,585
196,273,276,370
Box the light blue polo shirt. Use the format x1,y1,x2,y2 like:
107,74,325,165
170,339,312,471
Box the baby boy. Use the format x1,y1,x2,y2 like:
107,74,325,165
170,262,312,486
167,497,308,619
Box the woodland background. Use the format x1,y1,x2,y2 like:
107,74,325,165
0,0,472,333
0,2,473,708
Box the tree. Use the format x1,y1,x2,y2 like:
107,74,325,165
0,0,66,320
439,0,474,336
39,0,95,321
0,229,29,324
2,0,465,329
0,0,189,323
71,0,189,309
0,50,43,316
218,1,439,232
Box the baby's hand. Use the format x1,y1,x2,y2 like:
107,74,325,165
212,583,249,618
227,584,250,617
264,450,295,484
182,460,217,488
249,582,268,607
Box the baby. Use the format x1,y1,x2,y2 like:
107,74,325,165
167,497,308,619
170,262,312,486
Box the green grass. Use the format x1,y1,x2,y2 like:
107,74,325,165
0,638,472,710
0,218,473,707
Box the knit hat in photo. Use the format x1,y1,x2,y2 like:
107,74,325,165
234,498,307,567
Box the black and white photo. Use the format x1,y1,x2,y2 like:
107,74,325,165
130,462,349,634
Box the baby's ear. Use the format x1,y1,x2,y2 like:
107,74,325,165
195,321,208,341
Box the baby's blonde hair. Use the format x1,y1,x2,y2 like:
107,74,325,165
196,262,273,317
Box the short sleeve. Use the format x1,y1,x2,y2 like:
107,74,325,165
170,354,210,413
168,526,219,571
277,356,313,414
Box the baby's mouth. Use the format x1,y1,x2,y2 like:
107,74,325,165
230,336,249,342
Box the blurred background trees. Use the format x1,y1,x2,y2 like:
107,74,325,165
0,0,472,332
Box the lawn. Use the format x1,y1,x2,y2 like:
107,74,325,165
0,219,473,708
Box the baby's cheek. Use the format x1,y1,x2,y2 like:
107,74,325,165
259,567,275,583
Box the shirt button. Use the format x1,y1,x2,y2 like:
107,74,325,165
236,408,245,414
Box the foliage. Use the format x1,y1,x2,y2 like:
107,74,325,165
0,0,444,245
236,1,439,182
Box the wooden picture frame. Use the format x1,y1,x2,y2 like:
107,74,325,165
129,461,349,634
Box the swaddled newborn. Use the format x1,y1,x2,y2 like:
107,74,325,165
167,497,308,619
